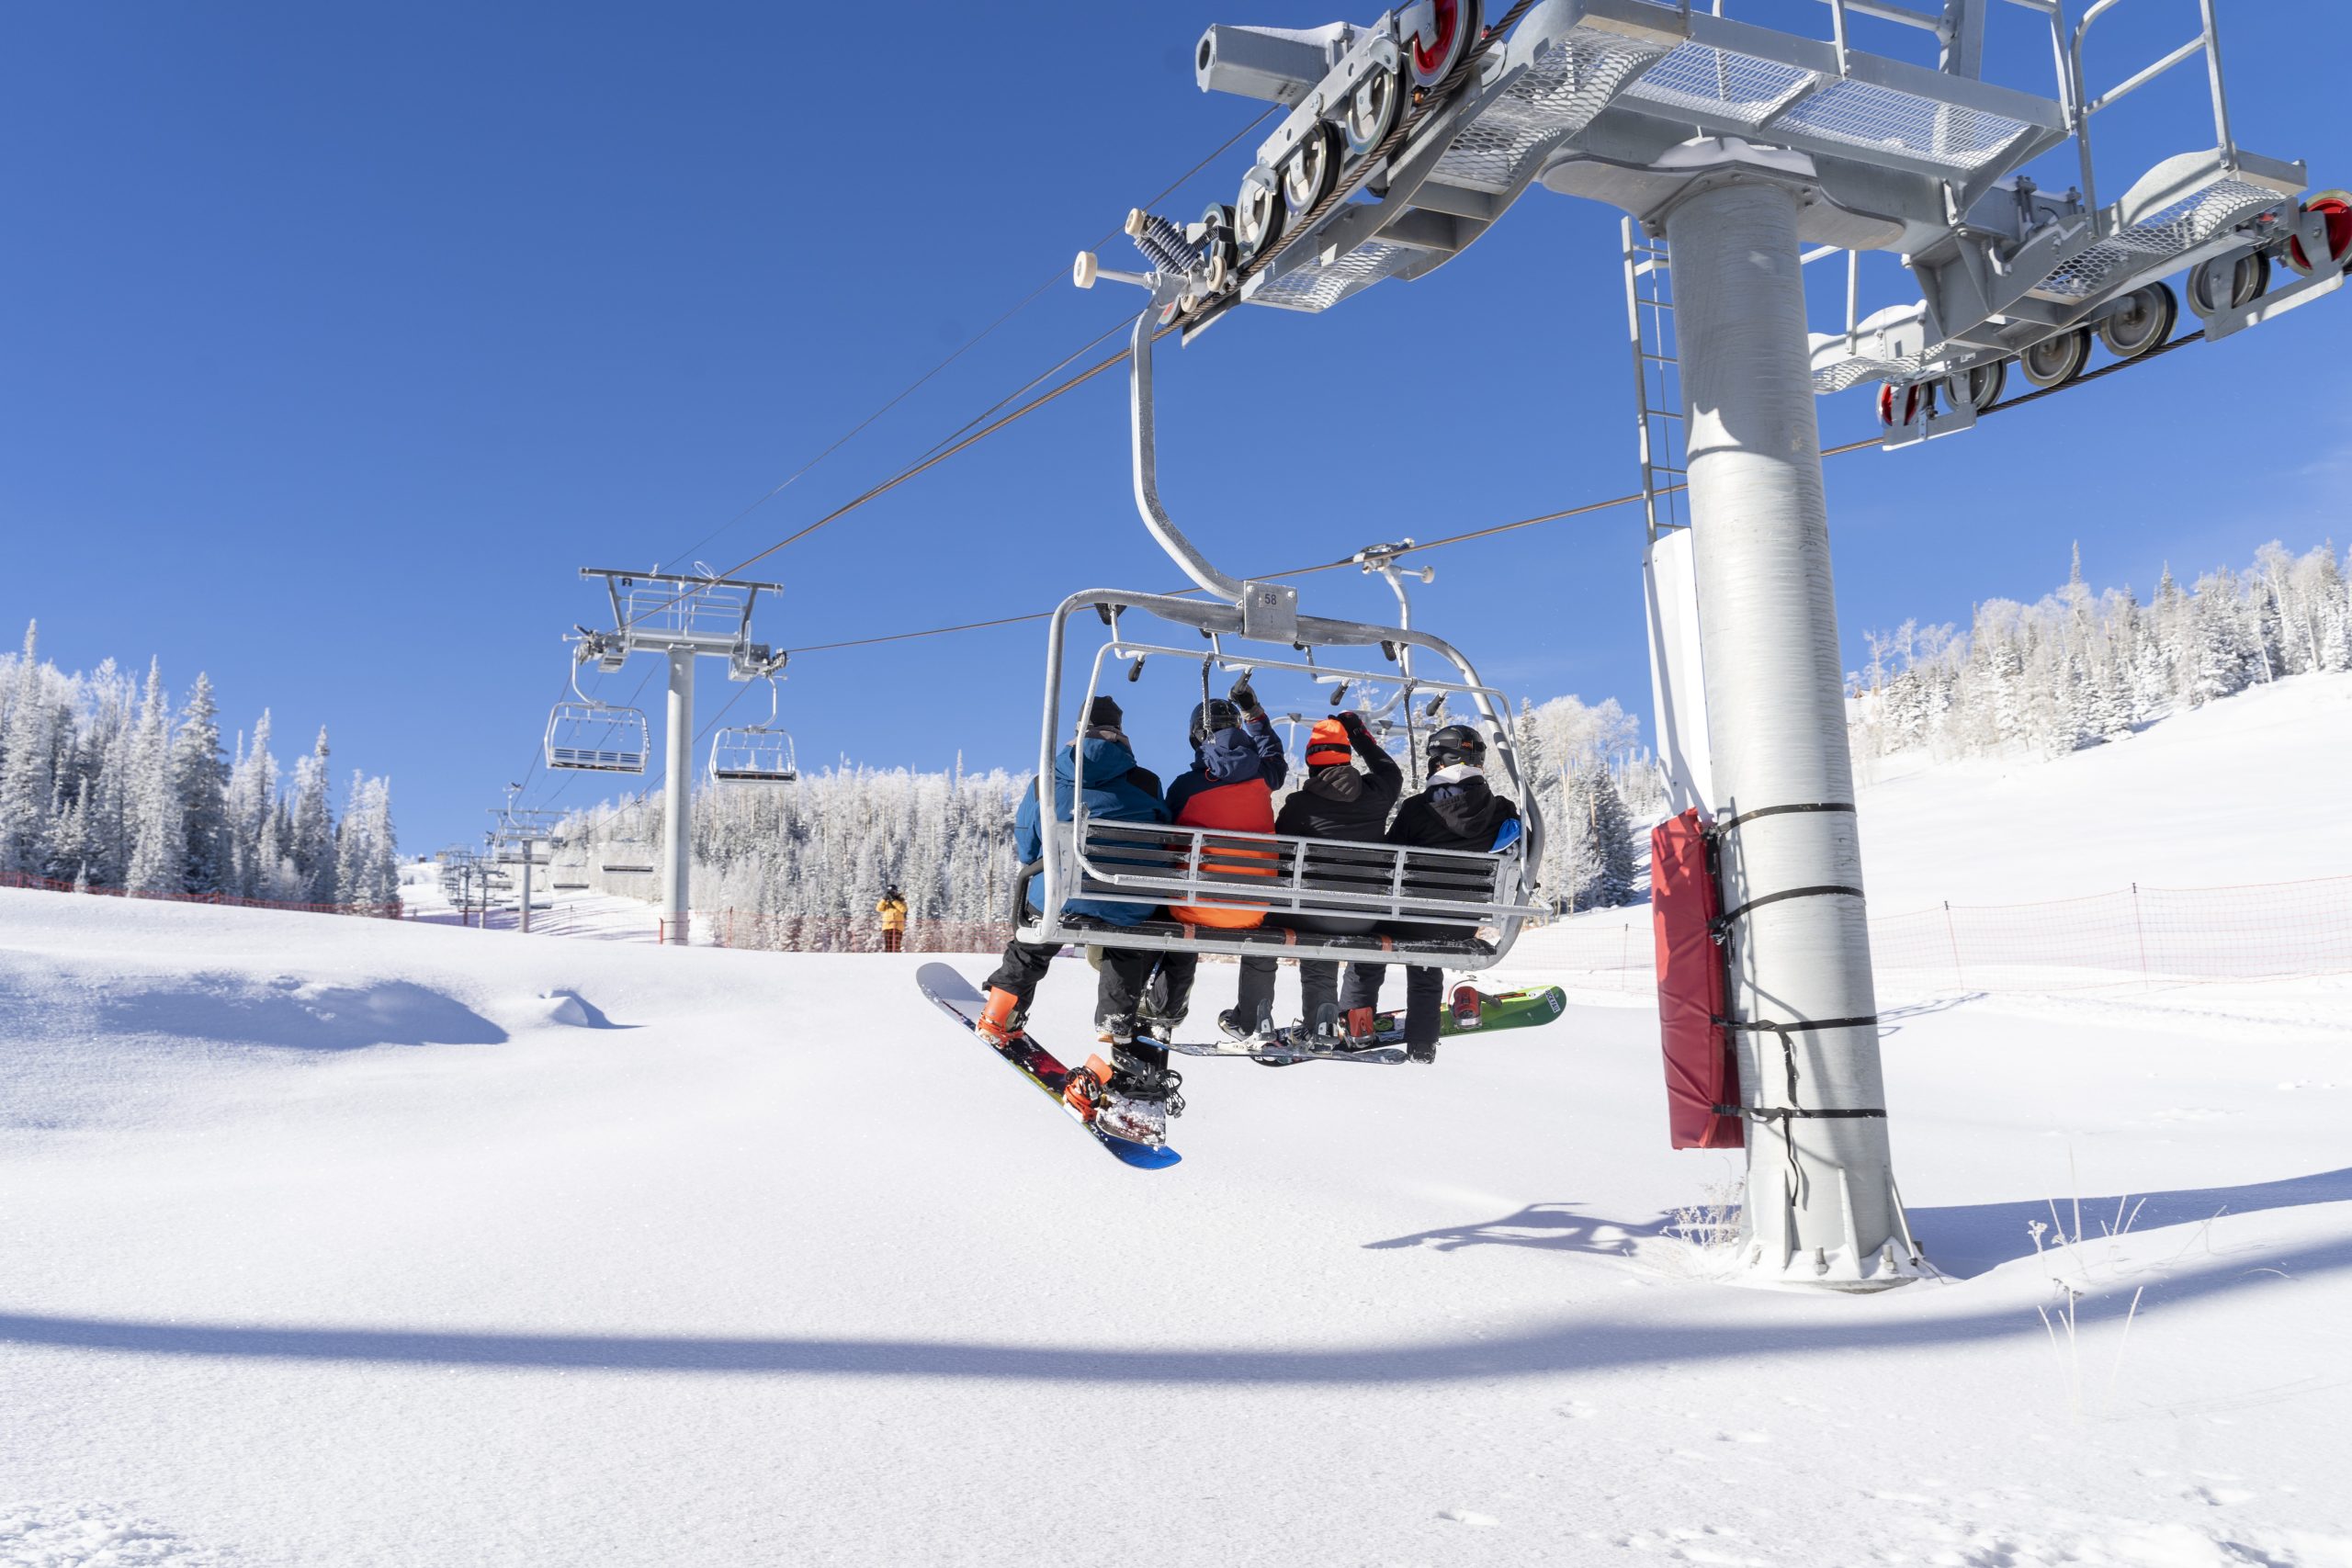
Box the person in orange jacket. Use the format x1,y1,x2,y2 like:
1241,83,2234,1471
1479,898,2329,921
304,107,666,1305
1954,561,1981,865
1165,677,1289,1041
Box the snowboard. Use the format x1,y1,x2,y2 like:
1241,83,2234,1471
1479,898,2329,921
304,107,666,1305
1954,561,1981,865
1168,984,1568,1066
915,962,1182,1169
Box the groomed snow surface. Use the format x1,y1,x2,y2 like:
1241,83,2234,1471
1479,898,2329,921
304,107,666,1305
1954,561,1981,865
6,680,2352,1567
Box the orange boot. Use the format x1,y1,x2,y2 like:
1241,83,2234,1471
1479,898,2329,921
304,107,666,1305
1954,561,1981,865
975,987,1024,1049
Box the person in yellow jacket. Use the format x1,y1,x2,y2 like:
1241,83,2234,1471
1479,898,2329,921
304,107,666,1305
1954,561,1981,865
876,886,909,953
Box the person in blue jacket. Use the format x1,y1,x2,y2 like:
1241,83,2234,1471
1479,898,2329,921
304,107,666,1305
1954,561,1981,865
975,697,1195,1138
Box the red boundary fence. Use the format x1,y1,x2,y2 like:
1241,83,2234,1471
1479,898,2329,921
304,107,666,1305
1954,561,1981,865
0,868,402,919
1500,872,2352,999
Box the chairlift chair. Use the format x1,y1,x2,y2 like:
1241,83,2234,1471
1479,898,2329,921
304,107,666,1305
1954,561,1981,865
707,676,800,785
543,662,650,774
1020,248,1545,969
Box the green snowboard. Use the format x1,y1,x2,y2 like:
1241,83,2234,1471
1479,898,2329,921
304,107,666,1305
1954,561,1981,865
1371,983,1567,1043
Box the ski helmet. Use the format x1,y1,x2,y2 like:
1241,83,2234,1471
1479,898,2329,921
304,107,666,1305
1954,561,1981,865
1189,697,1241,747
1425,723,1487,770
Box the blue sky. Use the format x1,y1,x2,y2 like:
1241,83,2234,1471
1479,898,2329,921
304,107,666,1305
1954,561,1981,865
6,1,2349,853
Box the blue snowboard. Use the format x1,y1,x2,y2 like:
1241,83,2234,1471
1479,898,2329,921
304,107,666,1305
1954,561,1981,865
916,963,1181,1170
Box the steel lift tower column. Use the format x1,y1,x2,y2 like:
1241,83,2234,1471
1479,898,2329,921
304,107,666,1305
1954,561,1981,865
1124,0,2343,1289
1662,162,1895,1281
662,648,695,943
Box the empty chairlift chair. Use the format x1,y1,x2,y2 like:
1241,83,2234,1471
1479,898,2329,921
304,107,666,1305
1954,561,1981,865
707,676,799,785
544,667,650,774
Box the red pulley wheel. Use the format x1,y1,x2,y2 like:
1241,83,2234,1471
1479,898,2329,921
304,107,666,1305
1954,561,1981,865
2288,194,2352,275
1408,0,1482,90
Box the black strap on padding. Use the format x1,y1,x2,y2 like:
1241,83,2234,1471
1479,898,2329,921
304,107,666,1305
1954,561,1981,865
1713,801,1856,837
1713,884,1865,932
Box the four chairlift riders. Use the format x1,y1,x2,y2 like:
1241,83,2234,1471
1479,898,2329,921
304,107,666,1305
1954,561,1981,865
968,675,1519,1144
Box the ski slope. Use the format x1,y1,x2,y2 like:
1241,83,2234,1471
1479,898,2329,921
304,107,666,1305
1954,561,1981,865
4,685,2351,1566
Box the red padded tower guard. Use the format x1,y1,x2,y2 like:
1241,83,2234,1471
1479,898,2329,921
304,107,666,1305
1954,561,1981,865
1652,808,1742,1149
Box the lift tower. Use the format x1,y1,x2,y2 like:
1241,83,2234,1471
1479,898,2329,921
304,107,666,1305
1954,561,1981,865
547,569,786,945
1098,0,2345,1289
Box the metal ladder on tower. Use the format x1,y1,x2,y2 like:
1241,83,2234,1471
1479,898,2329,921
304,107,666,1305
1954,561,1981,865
1623,217,1685,544
1627,217,1712,818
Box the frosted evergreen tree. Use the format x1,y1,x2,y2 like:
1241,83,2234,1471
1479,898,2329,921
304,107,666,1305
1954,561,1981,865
0,622,57,875
333,773,400,909
124,660,185,896
173,673,230,895
43,775,97,889
224,712,279,899
289,728,336,904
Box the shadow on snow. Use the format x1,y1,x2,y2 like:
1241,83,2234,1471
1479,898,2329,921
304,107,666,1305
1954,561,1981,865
1363,1168,2352,1280
1,1222,2344,1383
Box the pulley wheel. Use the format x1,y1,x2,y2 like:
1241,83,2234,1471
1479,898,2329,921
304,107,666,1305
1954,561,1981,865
2019,326,2091,389
2096,280,2177,360
1198,202,1238,293
2188,249,2270,313
1234,164,1284,263
1407,0,1483,92
2287,191,2352,276
1280,121,1340,220
1941,358,2007,412
1343,62,1404,155
1876,382,1921,429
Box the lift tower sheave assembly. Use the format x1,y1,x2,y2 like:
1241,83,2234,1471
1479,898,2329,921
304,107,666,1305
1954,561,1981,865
547,568,786,946
1101,0,2344,1289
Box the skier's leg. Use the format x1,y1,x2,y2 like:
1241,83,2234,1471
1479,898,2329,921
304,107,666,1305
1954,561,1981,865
1094,945,1158,1038
1402,964,1444,1062
1298,959,1340,1032
1154,953,1199,1028
979,938,1057,1043
1342,961,1386,1012
1223,954,1278,1038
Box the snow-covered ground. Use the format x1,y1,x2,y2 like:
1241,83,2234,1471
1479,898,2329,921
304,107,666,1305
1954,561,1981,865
4,682,2349,1566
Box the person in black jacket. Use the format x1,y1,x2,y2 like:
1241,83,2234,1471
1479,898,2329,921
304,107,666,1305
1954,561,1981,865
1342,723,1519,1063
1267,710,1403,1034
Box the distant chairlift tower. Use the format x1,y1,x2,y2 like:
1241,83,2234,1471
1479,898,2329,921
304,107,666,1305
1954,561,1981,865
547,568,786,945
490,786,563,935
1116,0,2344,1289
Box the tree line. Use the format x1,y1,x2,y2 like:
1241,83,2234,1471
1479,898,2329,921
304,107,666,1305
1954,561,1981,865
1850,539,2352,761
0,623,401,909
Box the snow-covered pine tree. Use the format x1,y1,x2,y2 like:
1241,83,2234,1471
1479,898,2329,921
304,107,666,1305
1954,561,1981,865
289,729,336,905
223,712,278,899
124,660,185,896
333,773,400,910
0,622,58,875
173,673,230,895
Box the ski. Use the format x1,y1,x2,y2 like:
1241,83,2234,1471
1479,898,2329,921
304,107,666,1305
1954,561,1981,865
915,962,1182,1169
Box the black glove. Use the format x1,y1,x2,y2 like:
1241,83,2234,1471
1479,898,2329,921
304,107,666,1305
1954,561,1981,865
1336,709,1371,737
1228,674,1262,717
